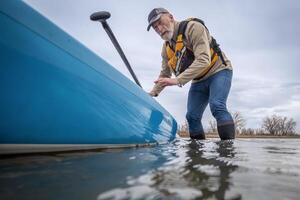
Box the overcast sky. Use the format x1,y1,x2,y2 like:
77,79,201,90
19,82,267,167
24,0,300,132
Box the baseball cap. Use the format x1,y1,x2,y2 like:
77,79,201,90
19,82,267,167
147,8,169,31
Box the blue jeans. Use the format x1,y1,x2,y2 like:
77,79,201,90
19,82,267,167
186,69,234,137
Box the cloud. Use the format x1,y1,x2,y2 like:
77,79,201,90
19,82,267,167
229,77,300,130
25,0,300,132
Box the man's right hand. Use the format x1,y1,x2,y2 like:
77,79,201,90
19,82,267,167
149,91,158,97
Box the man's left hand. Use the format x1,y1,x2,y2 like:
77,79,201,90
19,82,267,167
154,78,179,87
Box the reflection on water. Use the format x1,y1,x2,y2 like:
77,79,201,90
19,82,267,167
1,139,300,200
184,141,238,199
98,140,240,200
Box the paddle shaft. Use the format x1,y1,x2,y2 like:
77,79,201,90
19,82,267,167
90,12,142,88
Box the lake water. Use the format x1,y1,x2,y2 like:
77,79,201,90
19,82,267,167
0,138,300,200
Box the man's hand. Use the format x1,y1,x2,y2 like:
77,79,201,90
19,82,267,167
154,78,179,87
148,90,158,97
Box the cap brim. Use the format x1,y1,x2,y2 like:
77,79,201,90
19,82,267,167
147,14,162,31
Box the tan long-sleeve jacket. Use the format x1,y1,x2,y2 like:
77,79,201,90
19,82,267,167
151,20,233,95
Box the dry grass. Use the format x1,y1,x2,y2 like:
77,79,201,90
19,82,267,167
177,131,300,139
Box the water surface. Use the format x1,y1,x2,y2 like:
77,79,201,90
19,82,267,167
0,138,300,200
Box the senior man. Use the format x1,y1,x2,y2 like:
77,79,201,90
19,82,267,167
147,8,235,140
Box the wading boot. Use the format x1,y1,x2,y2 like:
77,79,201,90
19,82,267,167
190,132,206,140
217,123,235,140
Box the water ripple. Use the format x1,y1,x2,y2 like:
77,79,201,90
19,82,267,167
1,139,300,200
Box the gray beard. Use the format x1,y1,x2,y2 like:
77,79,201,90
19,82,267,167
161,31,174,41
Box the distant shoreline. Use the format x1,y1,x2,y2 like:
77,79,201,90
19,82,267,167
207,135,300,139
178,132,300,139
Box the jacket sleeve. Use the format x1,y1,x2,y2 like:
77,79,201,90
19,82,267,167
151,43,172,96
176,22,211,85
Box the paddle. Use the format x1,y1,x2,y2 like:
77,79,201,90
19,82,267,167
90,11,142,88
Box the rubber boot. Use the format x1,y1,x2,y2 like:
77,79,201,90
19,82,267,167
190,132,206,140
217,123,235,140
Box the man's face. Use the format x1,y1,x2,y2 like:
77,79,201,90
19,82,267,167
152,14,174,41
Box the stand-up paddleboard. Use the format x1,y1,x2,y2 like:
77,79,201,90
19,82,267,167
0,1,177,154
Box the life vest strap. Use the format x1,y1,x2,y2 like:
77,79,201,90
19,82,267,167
165,18,226,78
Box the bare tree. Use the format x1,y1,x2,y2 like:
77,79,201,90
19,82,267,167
282,118,296,135
255,128,265,135
232,111,246,135
279,116,288,135
178,120,190,137
262,115,297,135
180,120,189,132
208,119,217,134
262,115,279,135
241,128,255,135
